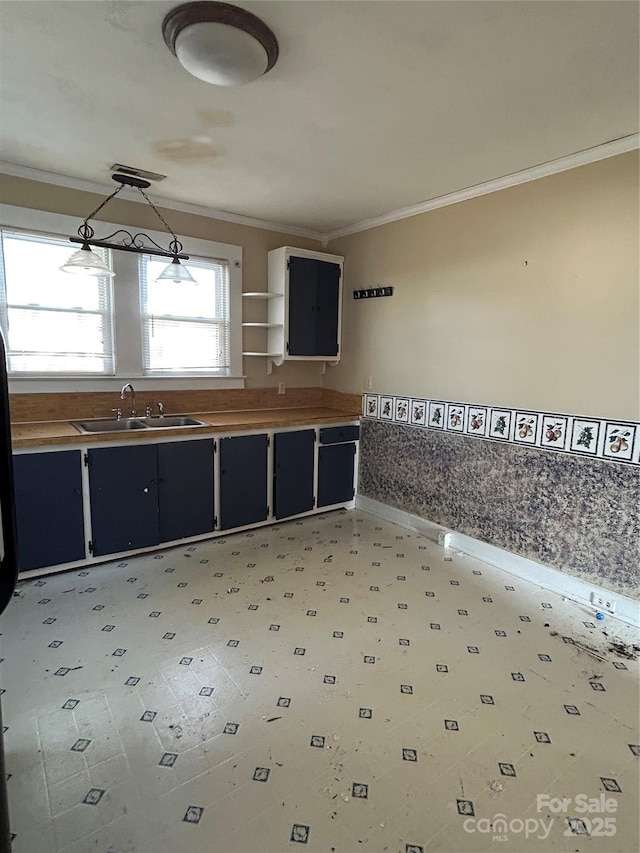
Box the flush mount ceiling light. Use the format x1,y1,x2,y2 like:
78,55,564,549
162,1,279,86
61,173,195,283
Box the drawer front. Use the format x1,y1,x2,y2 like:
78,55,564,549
319,425,360,445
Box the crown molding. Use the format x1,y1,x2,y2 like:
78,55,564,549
0,161,325,242
324,134,640,241
1,133,637,244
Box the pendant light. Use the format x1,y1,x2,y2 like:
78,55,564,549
60,246,115,277
61,172,195,283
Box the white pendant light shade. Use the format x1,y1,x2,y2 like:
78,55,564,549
175,22,268,85
156,258,197,284
163,3,279,87
60,247,115,277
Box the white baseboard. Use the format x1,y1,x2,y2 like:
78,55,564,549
355,495,640,628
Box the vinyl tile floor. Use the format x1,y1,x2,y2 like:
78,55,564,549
0,510,638,853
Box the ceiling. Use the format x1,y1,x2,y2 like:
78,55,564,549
0,1,638,236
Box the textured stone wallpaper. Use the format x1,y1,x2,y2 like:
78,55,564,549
359,419,640,598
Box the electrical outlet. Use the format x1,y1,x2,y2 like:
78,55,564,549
590,591,616,614
365,376,373,391
278,381,286,395
438,532,451,548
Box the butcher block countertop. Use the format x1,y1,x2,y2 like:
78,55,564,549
11,406,360,450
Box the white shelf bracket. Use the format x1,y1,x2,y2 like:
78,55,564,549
268,355,284,375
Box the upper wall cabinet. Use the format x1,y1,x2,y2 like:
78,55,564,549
266,247,344,371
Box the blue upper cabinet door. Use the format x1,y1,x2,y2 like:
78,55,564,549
88,444,159,557
274,430,315,519
13,450,85,572
314,260,340,357
158,439,214,542
288,256,341,357
219,434,268,530
288,256,319,356
317,443,356,507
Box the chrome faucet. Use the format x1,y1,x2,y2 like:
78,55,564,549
120,383,136,417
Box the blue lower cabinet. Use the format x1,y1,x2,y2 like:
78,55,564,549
318,443,356,507
158,439,214,542
88,444,159,557
274,429,315,519
219,434,268,529
13,450,85,572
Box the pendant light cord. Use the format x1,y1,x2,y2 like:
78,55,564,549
138,187,180,243
82,183,125,228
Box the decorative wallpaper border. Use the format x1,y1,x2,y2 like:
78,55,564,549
361,394,640,466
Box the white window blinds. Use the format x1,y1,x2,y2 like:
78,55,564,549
140,254,230,375
0,230,115,374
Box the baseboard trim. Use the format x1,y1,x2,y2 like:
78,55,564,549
355,495,639,628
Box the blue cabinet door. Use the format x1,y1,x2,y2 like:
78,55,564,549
158,439,214,542
288,256,319,356
88,444,159,556
315,260,340,357
318,443,356,507
219,434,268,529
13,450,85,572
274,430,315,519
287,257,340,357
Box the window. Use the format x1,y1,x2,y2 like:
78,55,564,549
0,230,114,374
140,254,230,375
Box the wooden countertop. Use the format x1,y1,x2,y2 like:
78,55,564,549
11,406,360,449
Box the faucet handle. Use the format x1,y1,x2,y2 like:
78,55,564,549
156,401,165,417
111,408,123,421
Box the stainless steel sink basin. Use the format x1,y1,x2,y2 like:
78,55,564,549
72,415,208,434
139,416,207,428
72,418,148,434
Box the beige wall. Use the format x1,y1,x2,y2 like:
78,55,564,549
327,152,639,421
0,175,324,389
3,154,639,415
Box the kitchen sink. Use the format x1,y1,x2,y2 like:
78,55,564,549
139,416,207,428
72,418,148,433
72,415,208,434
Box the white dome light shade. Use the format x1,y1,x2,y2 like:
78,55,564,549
175,22,268,86
163,2,279,87
60,247,115,277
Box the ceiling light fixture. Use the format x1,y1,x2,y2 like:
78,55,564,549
162,1,279,86
61,173,195,283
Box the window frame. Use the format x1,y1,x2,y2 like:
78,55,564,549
139,253,231,377
0,203,243,392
